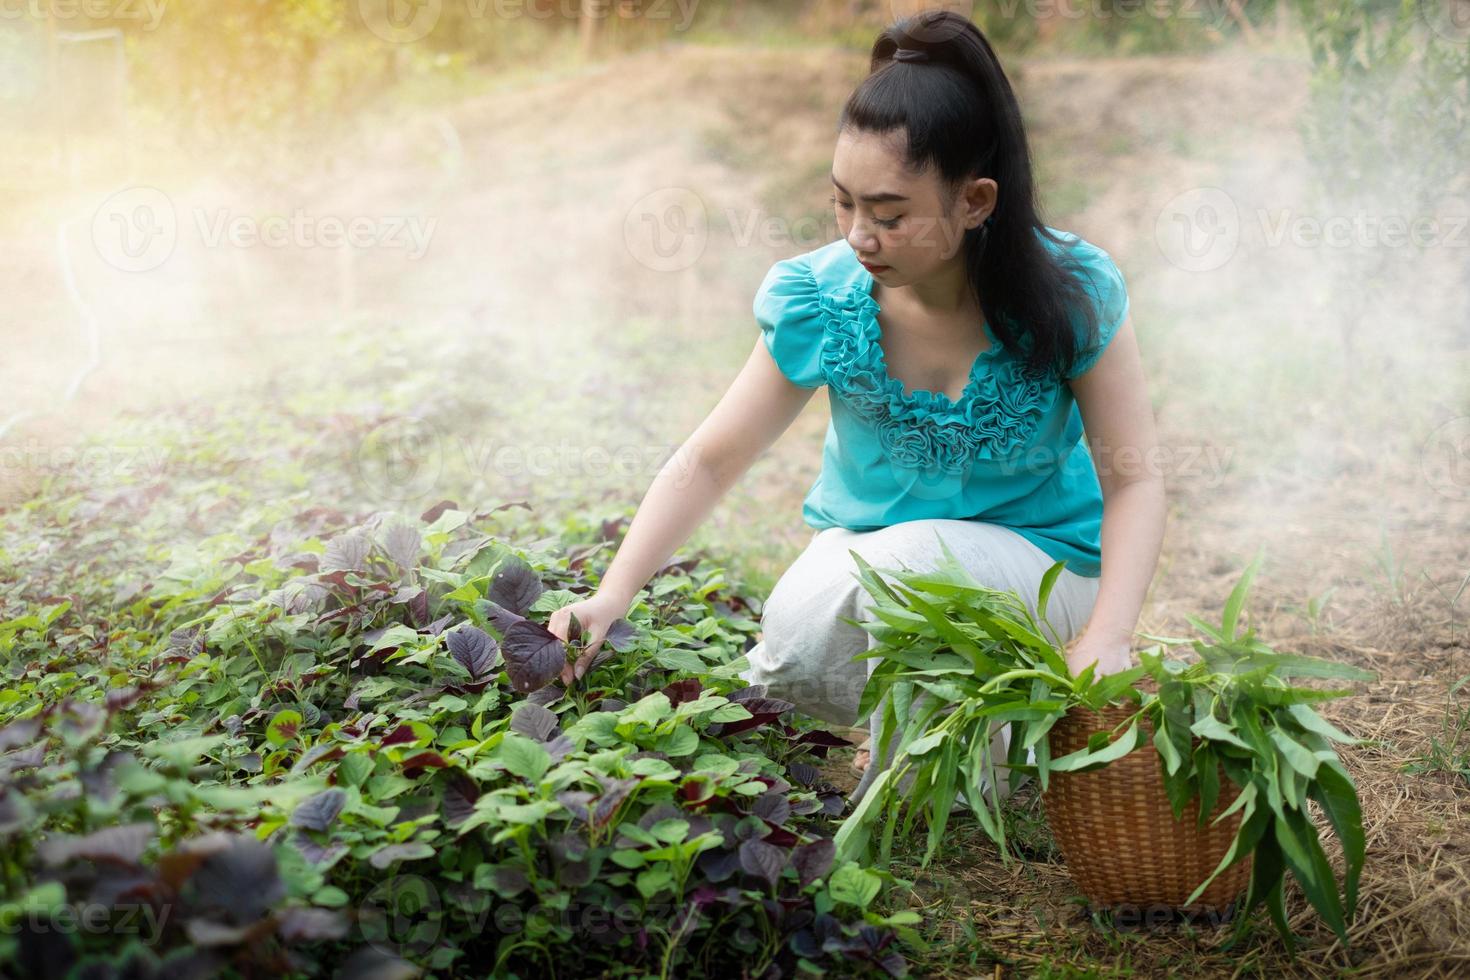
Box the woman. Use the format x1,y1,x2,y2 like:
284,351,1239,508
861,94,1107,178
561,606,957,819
550,9,1166,806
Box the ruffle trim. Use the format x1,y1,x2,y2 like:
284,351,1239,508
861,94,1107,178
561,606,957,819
814,281,1052,475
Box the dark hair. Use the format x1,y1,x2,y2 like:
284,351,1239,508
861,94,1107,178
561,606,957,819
838,9,1100,381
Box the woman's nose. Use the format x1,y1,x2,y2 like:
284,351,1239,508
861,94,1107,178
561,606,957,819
847,223,879,253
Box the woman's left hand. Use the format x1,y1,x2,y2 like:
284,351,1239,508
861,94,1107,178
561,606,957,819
1064,631,1134,681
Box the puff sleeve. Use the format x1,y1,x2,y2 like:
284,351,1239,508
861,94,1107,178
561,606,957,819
753,254,827,389
1063,243,1131,380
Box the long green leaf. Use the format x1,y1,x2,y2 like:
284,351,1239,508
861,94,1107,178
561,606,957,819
1220,549,1263,643
1274,808,1346,943
1184,792,1265,906
1285,702,1361,745
1307,758,1365,918
1181,714,1252,752
1049,719,1140,772
1269,726,1321,781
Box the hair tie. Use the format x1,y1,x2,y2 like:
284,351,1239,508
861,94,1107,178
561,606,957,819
893,46,930,64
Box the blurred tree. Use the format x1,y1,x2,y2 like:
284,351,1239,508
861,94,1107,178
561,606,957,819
1292,0,1470,356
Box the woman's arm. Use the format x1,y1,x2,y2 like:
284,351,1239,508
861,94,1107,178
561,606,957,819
592,339,820,611
1064,313,1168,676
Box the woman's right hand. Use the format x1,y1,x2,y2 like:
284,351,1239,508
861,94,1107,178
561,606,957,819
547,592,630,684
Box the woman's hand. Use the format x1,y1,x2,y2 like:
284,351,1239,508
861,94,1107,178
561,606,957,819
547,593,630,685
1064,630,1134,682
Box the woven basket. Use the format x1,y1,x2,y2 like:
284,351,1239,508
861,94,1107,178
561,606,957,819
1040,686,1254,918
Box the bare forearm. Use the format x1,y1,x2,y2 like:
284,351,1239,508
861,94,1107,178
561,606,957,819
595,445,734,611
1085,478,1167,644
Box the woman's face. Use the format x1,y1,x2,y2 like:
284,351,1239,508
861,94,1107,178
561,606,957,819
830,127,995,287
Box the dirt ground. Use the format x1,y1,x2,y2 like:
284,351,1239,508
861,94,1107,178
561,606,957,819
3,34,1467,978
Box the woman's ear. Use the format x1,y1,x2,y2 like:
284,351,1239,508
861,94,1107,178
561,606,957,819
961,177,998,229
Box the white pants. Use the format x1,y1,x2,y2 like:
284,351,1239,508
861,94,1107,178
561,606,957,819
739,519,1101,806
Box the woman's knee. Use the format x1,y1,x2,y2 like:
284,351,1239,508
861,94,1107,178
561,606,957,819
748,552,875,725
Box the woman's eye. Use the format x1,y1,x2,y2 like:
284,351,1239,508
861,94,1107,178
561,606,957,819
829,195,900,229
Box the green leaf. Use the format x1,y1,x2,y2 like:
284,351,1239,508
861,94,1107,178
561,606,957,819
337,753,374,788
828,862,882,909
653,725,700,757
1189,713,1252,751
905,730,947,756
834,767,894,866
1193,744,1220,828
636,866,673,899
1220,550,1263,642
266,710,304,746
1284,702,1360,744
1269,726,1321,781
923,738,959,867
1079,665,1148,706
1307,758,1365,917
1184,788,1266,907
621,692,673,729
1034,560,1066,631
497,734,551,783
143,734,227,769
1210,778,1258,826
1049,718,1140,772
1153,720,1183,776
1273,808,1347,944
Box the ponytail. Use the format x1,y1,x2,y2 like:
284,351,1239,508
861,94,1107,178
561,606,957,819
839,9,1100,381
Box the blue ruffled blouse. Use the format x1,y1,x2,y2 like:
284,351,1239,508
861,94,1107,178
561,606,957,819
754,227,1130,579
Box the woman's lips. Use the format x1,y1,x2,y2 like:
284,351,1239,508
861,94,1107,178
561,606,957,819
860,260,890,273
